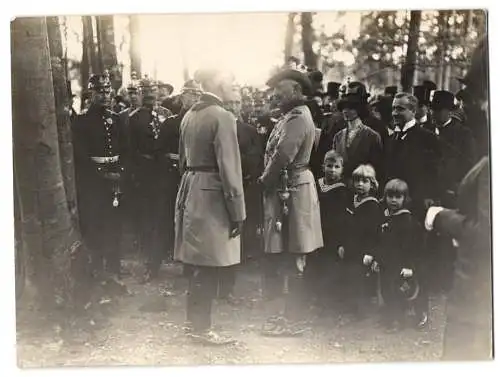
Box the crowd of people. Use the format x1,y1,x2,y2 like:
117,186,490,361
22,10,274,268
70,36,491,358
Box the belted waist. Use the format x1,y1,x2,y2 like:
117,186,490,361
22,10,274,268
91,155,120,164
286,165,310,174
186,166,219,173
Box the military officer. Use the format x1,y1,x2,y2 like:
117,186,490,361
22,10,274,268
128,77,173,282
174,68,245,345
161,79,203,263
258,69,323,336
72,74,130,280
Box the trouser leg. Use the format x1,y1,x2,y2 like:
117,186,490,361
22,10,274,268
186,265,219,332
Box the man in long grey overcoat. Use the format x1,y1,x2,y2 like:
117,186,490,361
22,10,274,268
258,69,323,336
174,68,246,345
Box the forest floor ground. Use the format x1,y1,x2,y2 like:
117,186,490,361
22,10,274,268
16,256,446,368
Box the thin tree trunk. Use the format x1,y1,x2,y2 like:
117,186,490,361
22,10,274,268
129,15,141,78
400,10,421,92
95,17,104,73
81,16,91,96
300,12,317,70
11,16,82,311
46,16,79,229
284,13,296,64
435,11,448,89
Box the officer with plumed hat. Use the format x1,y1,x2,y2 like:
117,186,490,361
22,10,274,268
257,68,323,336
72,73,130,280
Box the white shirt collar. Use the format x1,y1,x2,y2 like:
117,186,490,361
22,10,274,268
419,115,428,123
394,118,417,133
387,127,395,136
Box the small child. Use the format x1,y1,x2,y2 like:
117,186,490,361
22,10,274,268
305,150,350,307
343,164,382,318
372,179,426,332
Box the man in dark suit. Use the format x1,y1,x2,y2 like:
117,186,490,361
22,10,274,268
385,92,441,220
430,90,477,206
412,85,433,130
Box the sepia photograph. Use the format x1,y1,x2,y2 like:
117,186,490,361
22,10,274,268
9,4,493,370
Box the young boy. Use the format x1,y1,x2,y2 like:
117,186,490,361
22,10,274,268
374,179,424,332
305,150,350,309
344,164,383,319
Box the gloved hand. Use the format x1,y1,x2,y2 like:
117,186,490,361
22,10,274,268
230,221,244,238
363,254,374,266
424,206,445,231
400,268,413,278
337,246,345,259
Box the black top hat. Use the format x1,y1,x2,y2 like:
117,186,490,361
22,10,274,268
266,69,313,96
384,86,398,97
431,90,455,110
413,85,431,106
88,74,111,90
327,82,341,98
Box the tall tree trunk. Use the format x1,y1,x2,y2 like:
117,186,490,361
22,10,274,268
129,15,141,78
82,16,99,90
300,12,317,70
46,16,79,229
95,17,104,73
435,10,448,89
11,17,82,311
81,16,91,96
284,13,296,64
96,16,121,91
400,10,422,92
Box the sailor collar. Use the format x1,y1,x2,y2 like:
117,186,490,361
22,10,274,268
384,208,411,217
318,178,346,193
353,195,379,208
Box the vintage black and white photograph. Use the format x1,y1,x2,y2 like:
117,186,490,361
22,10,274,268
10,6,493,369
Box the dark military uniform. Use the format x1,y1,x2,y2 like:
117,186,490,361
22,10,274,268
72,106,129,276
237,119,264,261
129,106,172,278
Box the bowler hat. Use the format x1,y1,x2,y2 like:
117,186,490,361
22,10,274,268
422,80,437,91
266,69,313,96
431,90,455,110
